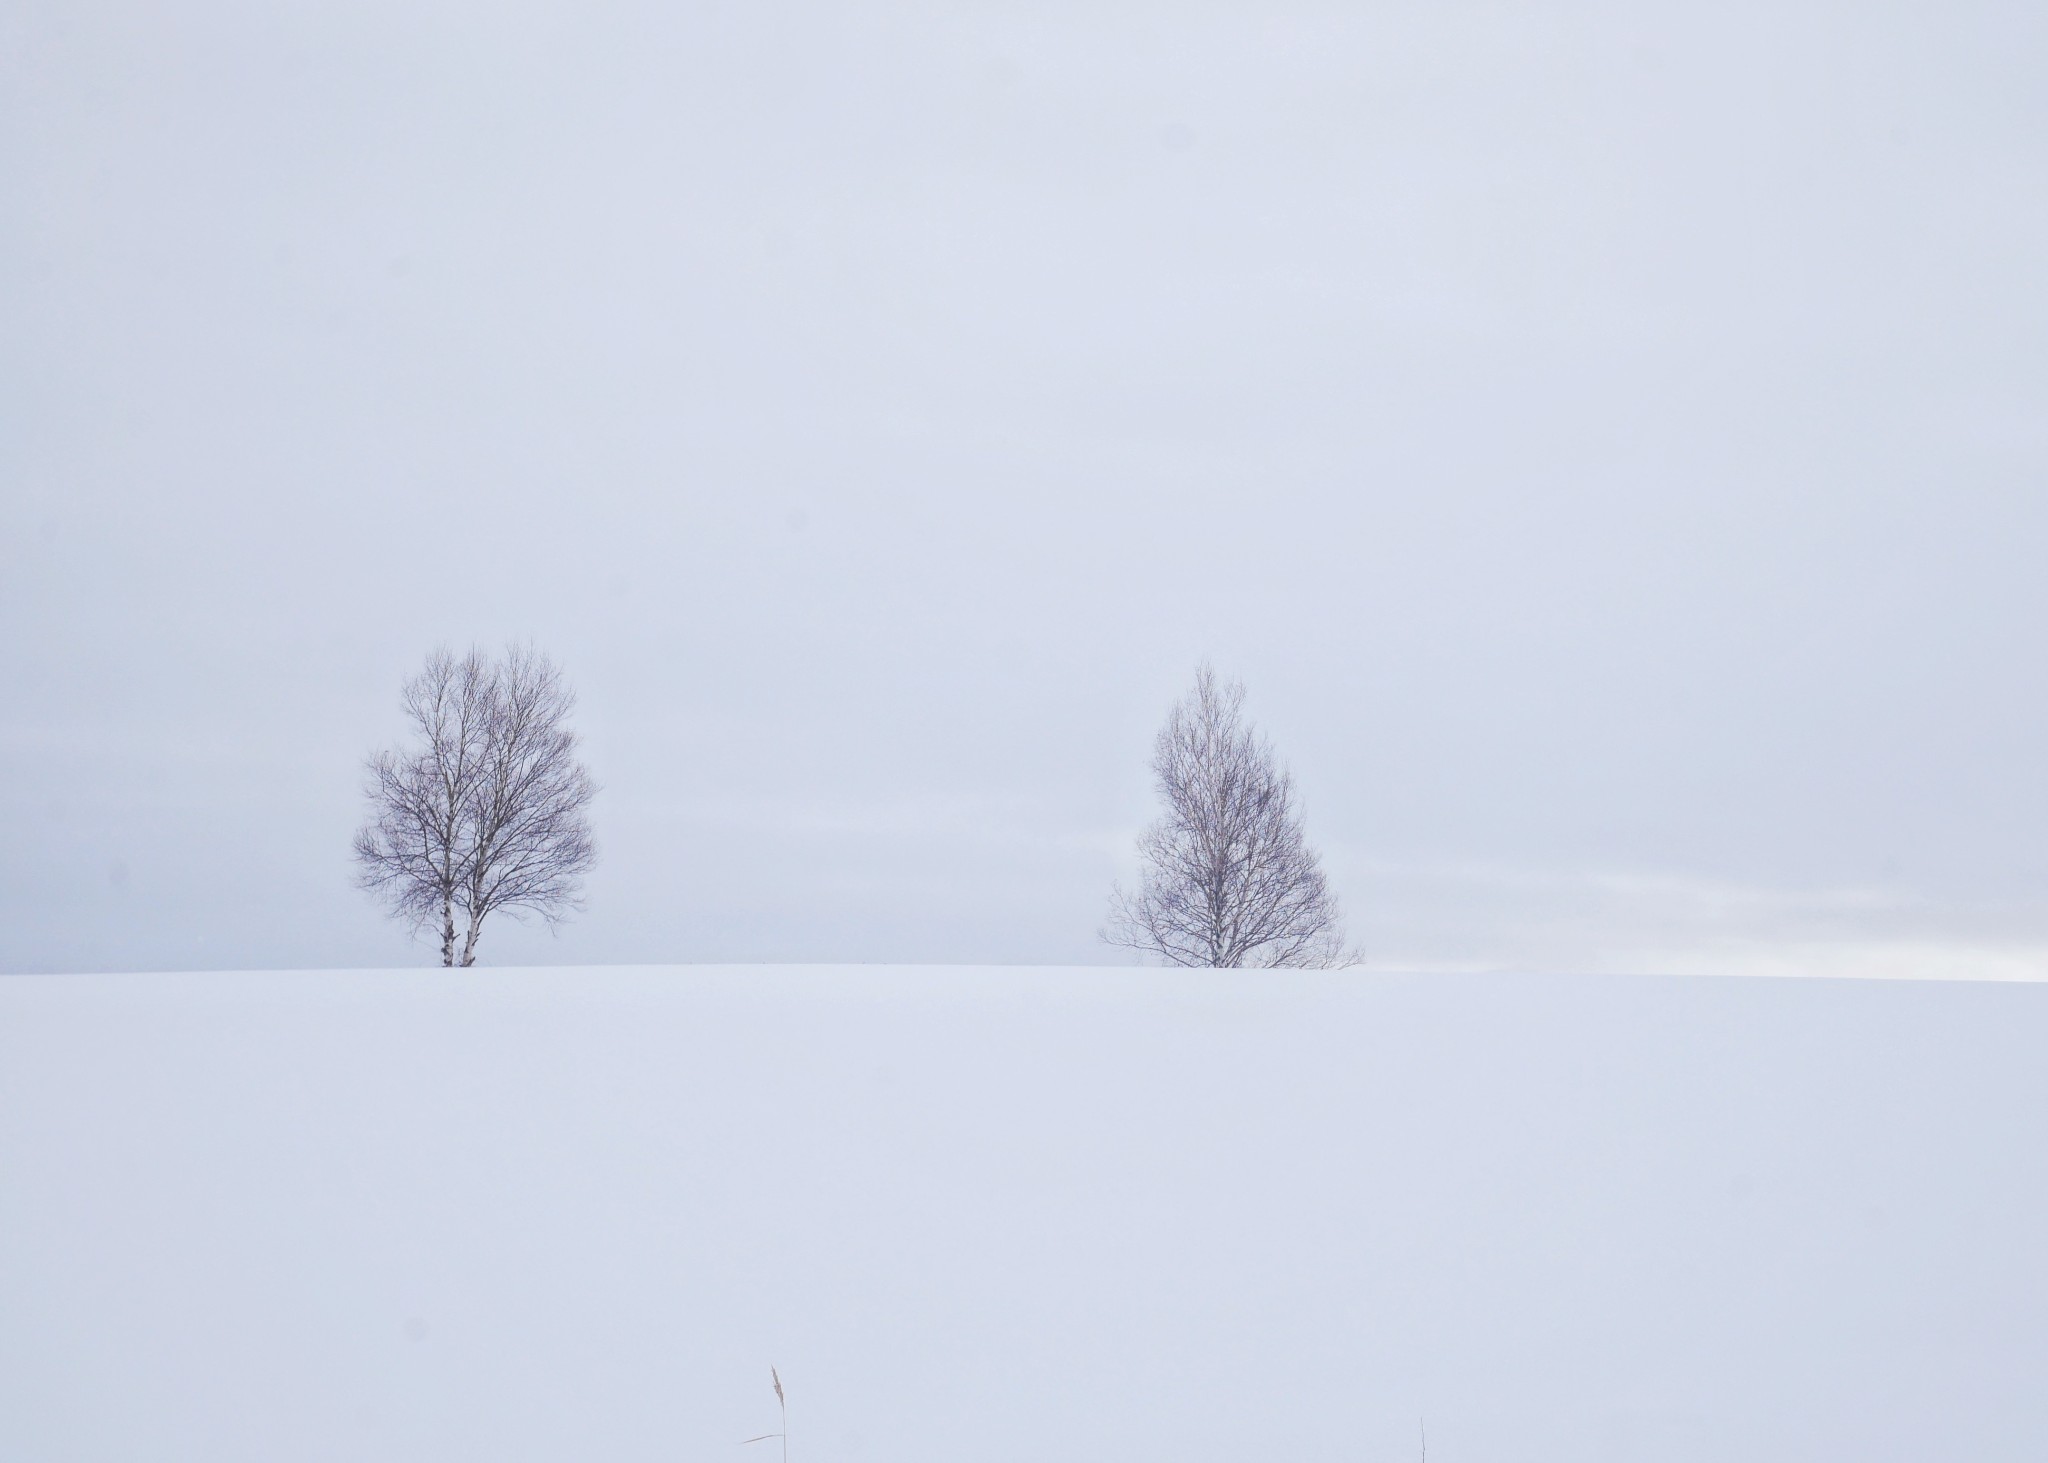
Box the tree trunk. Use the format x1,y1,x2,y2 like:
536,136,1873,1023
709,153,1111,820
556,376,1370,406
439,899,457,968
458,911,483,967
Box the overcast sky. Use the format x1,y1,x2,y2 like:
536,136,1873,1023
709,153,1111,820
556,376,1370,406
6,1,2046,975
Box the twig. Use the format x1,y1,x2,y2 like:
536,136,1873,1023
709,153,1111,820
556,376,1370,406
741,1367,787,1463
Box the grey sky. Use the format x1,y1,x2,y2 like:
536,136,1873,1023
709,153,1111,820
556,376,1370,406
6,1,2046,973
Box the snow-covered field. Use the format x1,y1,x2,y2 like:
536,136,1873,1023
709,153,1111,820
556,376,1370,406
3,966,2044,1462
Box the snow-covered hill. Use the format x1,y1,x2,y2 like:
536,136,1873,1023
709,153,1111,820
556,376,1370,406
3,966,2043,1462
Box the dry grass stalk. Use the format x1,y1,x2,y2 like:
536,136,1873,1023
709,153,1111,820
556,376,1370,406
741,1367,788,1463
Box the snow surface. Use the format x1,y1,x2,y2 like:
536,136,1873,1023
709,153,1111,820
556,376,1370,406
2,965,2045,1462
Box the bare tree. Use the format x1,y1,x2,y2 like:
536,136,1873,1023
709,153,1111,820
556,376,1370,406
353,645,598,966
352,648,493,966
1103,663,1355,968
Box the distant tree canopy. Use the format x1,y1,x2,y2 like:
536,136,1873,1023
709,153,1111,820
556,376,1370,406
1104,664,1354,968
353,645,597,967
